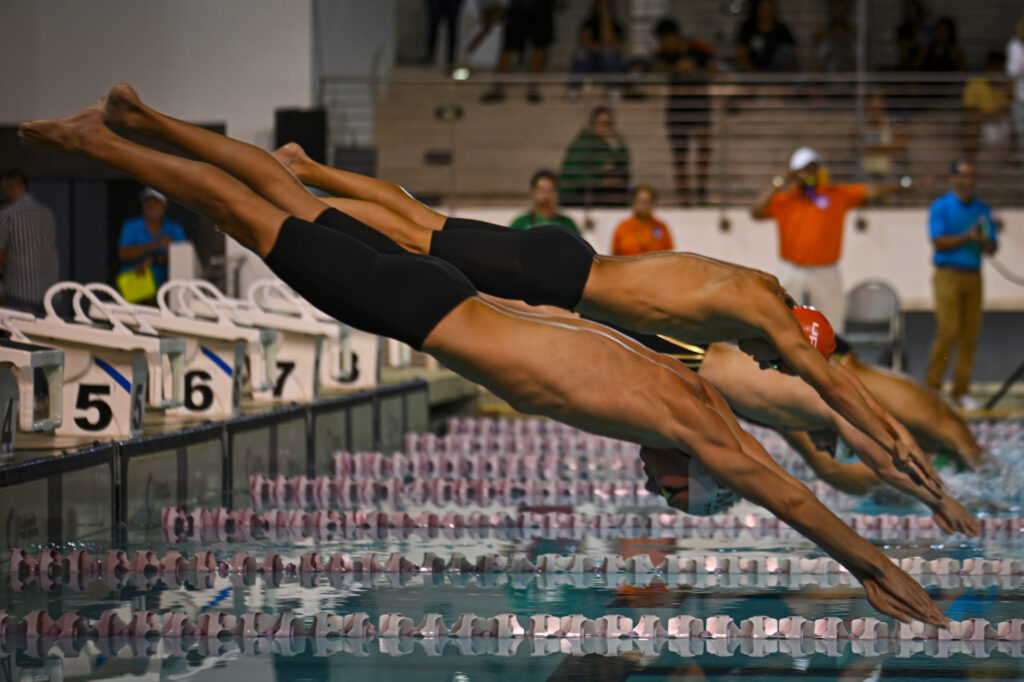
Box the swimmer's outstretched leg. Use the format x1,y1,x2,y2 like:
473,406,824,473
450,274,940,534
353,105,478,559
19,107,285,257
101,83,324,223
101,83,435,252
275,141,447,230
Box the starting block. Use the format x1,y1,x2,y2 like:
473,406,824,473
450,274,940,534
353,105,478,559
248,278,378,391
0,338,64,445
161,280,322,403
386,337,412,370
156,281,278,397
0,366,14,459
51,282,185,411
0,306,149,439
79,283,250,420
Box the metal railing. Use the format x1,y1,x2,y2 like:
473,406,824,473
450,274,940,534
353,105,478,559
320,71,1021,209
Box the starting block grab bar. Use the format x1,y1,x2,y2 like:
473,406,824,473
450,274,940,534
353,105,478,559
155,281,278,394
45,282,185,412
0,339,64,457
79,283,274,420
0,310,146,440
246,278,378,391
159,280,321,403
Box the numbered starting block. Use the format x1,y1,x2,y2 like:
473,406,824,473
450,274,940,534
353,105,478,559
248,278,378,392
156,281,278,398
161,280,323,404
51,282,185,411
0,307,148,440
0,339,64,430
0,365,14,460
78,283,253,420
0,340,64,457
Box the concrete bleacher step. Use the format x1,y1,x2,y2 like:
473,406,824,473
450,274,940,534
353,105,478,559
372,65,1017,206
376,73,679,200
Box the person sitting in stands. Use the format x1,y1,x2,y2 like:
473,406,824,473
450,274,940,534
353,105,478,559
509,169,580,234
612,185,673,255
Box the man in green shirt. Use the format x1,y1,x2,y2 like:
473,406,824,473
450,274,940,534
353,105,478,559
509,169,580,234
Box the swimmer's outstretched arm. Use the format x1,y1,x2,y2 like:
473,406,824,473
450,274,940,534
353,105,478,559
757,304,944,494
780,431,882,495
638,443,943,625
831,412,978,534
838,353,984,468
696,343,978,534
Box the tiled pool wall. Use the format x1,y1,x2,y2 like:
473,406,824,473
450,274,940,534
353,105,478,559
0,380,429,554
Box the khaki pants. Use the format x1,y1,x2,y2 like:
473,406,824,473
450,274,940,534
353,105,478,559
925,268,982,398
777,261,846,332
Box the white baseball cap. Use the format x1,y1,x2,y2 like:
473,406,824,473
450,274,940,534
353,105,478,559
789,146,820,171
140,187,167,203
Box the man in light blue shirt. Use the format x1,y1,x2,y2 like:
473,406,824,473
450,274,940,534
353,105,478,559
118,187,186,292
924,160,998,408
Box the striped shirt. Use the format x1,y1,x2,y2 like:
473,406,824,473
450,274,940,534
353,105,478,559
0,194,60,306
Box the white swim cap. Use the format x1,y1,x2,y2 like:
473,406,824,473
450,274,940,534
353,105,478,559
687,456,741,516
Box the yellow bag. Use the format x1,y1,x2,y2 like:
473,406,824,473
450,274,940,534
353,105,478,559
116,266,157,303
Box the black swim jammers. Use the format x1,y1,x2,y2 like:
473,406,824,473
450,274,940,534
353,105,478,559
430,217,595,310
264,216,476,350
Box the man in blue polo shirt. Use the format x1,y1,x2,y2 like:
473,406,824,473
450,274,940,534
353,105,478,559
118,187,186,295
924,160,998,408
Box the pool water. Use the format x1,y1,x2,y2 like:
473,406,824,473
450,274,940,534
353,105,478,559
3,418,1023,681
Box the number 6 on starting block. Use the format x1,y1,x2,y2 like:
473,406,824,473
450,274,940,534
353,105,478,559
78,283,248,421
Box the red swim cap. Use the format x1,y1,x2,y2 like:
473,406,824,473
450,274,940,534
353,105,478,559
792,305,837,357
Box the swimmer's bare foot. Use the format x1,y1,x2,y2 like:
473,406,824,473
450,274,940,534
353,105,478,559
272,142,315,179
101,82,150,130
18,107,108,154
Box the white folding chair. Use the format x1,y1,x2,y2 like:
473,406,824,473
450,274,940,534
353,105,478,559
843,280,903,371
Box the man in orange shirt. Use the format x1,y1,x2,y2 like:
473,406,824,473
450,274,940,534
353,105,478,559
611,185,674,255
751,147,907,330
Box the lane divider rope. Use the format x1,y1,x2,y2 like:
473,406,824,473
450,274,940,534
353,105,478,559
12,563,1022,593
2,607,1023,645
10,547,1022,592
4,627,1024,660
165,505,1024,537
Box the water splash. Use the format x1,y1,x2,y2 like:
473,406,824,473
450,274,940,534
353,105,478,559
942,419,1024,513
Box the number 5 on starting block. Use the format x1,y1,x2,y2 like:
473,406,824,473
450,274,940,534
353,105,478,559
61,351,147,439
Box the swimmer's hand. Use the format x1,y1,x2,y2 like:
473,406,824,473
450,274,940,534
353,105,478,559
894,438,944,497
930,496,980,537
853,561,949,627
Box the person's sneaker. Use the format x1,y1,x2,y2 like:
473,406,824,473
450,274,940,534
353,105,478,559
955,394,982,410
